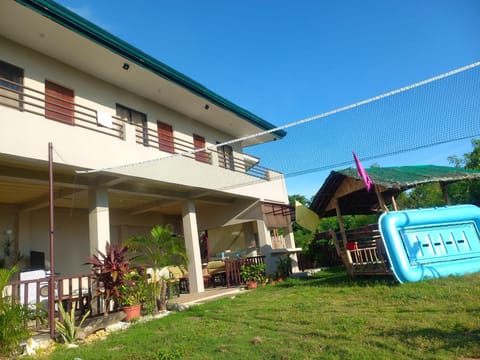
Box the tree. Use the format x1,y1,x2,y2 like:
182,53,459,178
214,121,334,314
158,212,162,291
125,224,188,311
397,138,480,208
288,194,315,250
396,183,445,209
446,139,480,205
448,139,480,170
288,194,311,207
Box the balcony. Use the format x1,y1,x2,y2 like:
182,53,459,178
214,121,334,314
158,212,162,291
0,77,273,180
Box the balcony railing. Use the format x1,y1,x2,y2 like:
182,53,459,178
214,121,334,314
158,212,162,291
0,78,124,139
1,77,274,180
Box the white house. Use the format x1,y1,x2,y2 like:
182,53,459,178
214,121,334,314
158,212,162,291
0,0,298,294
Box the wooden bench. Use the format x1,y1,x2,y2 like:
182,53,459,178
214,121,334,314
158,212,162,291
330,224,392,277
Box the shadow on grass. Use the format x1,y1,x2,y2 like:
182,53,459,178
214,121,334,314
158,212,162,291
383,325,480,356
279,266,398,288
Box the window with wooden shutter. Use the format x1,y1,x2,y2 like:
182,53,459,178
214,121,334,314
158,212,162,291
219,144,235,170
193,134,209,163
157,121,174,153
116,104,148,146
45,80,74,124
0,60,23,109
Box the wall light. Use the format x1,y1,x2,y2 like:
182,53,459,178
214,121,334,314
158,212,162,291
122,63,130,70
204,104,210,110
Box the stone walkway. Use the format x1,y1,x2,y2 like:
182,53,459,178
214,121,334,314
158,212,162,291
170,286,245,306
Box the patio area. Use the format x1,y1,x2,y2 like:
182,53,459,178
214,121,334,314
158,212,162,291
170,285,244,307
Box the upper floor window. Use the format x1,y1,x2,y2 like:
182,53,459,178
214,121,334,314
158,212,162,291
116,104,148,146
157,121,174,153
45,80,74,124
193,134,209,163
0,60,23,109
218,143,235,171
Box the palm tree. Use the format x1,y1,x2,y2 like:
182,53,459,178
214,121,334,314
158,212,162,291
125,224,188,311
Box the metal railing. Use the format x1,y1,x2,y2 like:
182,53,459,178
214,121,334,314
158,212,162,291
1,77,275,180
0,78,124,139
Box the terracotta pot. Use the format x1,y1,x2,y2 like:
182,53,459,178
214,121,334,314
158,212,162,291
247,281,258,289
123,303,141,321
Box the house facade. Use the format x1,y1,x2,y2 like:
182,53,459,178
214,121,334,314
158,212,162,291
0,0,298,294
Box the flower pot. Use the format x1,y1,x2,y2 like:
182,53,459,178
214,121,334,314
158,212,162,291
123,303,141,321
247,281,258,289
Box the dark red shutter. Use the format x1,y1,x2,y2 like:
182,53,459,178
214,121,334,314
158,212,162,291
45,80,74,124
157,121,174,153
193,134,209,163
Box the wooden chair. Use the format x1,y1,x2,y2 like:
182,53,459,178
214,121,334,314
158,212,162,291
206,261,226,287
167,265,189,296
331,225,392,277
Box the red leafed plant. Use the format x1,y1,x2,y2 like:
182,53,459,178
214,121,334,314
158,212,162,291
85,242,135,315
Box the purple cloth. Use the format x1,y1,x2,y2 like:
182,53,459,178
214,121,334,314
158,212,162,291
353,152,373,192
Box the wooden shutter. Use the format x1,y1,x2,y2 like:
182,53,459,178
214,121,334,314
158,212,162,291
193,134,209,163
45,80,74,124
157,121,174,153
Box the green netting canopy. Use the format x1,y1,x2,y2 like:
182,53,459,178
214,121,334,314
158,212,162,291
310,165,480,217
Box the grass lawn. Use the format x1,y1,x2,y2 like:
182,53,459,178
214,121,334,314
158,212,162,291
31,267,480,359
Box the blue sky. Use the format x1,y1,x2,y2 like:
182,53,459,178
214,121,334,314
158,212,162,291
56,0,480,198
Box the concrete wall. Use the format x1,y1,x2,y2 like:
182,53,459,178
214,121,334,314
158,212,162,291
0,35,288,204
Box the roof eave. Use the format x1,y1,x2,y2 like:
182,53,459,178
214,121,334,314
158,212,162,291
14,0,286,139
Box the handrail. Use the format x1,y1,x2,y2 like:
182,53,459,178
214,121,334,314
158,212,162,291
224,255,266,287
0,79,124,139
1,76,276,180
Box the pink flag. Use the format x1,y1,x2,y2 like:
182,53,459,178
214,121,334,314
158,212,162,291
353,152,373,192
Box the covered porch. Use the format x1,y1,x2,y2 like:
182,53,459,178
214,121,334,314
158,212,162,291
0,153,289,292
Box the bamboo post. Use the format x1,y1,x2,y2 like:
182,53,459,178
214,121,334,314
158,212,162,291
374,184,388,213
440,182,451,205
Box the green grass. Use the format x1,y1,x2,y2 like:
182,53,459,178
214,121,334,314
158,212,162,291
31,267,480,359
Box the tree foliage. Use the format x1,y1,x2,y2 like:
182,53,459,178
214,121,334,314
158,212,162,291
125,224,188,311
398,139,480,209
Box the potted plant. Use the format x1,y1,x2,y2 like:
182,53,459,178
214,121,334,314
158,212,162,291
276,255,292,280
118,270,146,321
240,263,266,289
85,242,135,315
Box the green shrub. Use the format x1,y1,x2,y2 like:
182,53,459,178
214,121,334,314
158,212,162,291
55,301,90,344
0,266,44,357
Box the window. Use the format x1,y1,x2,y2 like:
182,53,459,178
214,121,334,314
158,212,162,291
0,60,23,109
218,143,235,170
157,121,174,153
45,80,74,124
193,134,209,163
116,104,148,145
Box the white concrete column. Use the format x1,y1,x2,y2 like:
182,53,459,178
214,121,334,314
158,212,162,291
242,222,255,248
256,219,277,273
182,200,204,293
284,224,299,273
88,186,110,255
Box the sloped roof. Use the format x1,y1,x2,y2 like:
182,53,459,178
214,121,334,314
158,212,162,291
310,165,480,217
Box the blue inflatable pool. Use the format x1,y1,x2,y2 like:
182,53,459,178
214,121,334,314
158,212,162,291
378,204,480,283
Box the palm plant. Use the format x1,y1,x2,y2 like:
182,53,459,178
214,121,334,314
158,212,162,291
125,224,188,311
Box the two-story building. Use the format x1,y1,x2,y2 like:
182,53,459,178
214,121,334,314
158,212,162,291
0,0,298,294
